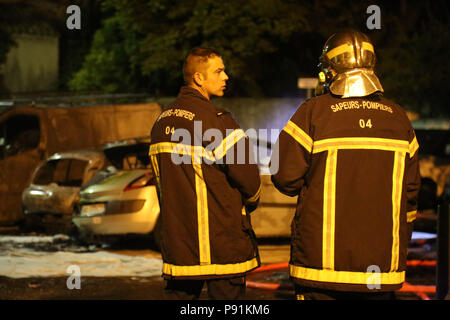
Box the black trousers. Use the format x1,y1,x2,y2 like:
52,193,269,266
295,285,396,300
164,277,246,300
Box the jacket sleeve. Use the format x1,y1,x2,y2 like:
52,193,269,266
405,127,421,236
212,113,261,213
270,102,312,197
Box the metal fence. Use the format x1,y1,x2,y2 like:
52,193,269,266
0,92,155,113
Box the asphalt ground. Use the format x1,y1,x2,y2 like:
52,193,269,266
0,268,437,300
0,233,439,301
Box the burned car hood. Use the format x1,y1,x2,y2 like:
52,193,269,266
102,139,150,169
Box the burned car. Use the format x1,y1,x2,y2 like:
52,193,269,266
72,138,160,240
21,150,107,233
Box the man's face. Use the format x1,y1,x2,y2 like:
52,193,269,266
201,56,229,99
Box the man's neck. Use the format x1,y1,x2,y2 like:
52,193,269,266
188,84,210,100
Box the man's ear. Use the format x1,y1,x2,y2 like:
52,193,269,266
193,72,204,87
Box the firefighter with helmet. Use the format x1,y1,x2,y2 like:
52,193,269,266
271,30,420,300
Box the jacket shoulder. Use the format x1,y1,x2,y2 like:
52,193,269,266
377,96,414,126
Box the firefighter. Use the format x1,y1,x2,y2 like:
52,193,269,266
149,47,261,299
270,30,420,300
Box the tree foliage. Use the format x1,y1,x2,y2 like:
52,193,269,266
70,0,311,96
68,0,449,116
0,28,14,65
69,14,143,92
372,1,450,117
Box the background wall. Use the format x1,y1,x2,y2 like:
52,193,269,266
1,33,59,93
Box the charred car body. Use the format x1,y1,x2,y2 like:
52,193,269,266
21,150,107,233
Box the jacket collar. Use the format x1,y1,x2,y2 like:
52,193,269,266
178,86,209,102
178,86,228,115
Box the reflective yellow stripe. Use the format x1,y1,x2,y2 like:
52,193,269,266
326,43,353,60
150,142,212,265
246,184,261,203
149,142,190,155
149,142,215,161
313,137,409,154
409,136,419,158
407,210,417,223
213,129,247,160
192,153,210,265
361,41,374,53
326,42,374,60
323,148,337,270
163,257,259,277
290,265,405,285
150,155,160,179
241,207,246,216
283,121,313,153
390,151,406,272
296,294,305,300
149,155,161,199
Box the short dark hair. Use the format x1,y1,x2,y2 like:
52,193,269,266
183,47,221,84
